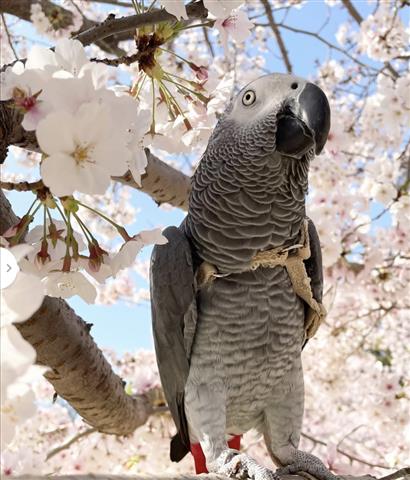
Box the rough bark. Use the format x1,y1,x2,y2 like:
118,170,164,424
75,1,208,47
0,101,38,163
0,189,153,435
0,101,191,210
114,149,191,210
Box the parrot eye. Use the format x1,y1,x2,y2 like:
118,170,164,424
242,90,256,106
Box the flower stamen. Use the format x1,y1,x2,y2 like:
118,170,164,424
73,145,95,166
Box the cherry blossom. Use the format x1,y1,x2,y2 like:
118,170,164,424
111,228,167,276
0,63,50,131
30,3,83,40
25,220,86,265
42,271,97,304
215,9,254,51
37,102,130,196
0,245,45,326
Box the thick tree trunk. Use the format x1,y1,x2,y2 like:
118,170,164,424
1,190,152,435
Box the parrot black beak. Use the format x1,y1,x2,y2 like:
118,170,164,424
276,83,331,158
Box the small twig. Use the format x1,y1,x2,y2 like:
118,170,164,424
85,0,134,7
301,432,391,470
90,51,141,66
261,0,292,73
46,427,97,461
341,201,394,244
1,12,19,60
340,0,363,24
0,179,44,192
276,23,380,75
68,0,87,22
202,25,215,58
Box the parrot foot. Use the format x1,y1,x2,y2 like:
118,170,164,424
276,450,341,480
212,450,279,480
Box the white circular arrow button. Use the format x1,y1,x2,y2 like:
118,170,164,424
0,247,20,289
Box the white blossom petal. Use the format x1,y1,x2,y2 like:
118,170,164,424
54,39,88,76
25,45,57,71
204,0,243,18
36,112,76,155
0,324,36,399
40,152,78,197
128,148,147,185
110,240,144,276
43,271,97,304
1,273,44,326
138,228,168,246
158,0,188,19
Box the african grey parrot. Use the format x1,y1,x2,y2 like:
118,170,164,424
150,73,334,480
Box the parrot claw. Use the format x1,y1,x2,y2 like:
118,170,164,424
214,450,280,480
275,450,341,480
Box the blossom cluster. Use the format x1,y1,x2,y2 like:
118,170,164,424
30,3,83,41
1,243,45,449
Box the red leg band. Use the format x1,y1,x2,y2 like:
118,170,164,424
190,442,208,474
190,435,242,474
227,434,242,450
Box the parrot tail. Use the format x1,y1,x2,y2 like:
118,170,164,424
190,435,242,474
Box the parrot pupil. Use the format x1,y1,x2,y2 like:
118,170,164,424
243,91,255,105
291,82,298,89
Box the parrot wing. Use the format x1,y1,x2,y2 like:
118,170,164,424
301,218,324,349
304,218,323,303
150,225,198,462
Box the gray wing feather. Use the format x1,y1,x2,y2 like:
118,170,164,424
150,225,197,460
302,218,323,350
304,218,323,303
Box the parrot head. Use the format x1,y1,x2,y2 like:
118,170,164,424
214,73,331,161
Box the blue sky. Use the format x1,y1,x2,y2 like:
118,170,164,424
4,0,390,353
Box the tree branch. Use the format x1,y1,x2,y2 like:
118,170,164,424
275,23,379,74
260,0,292,73
340,0,363,24
0,0,125,55
340,0,399,79
114,149,191,210
74,1,208,48
0,189,153,435
10,468,410,480
46,428,97,461
1,11,19,59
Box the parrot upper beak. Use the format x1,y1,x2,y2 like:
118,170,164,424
276,83,331,158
